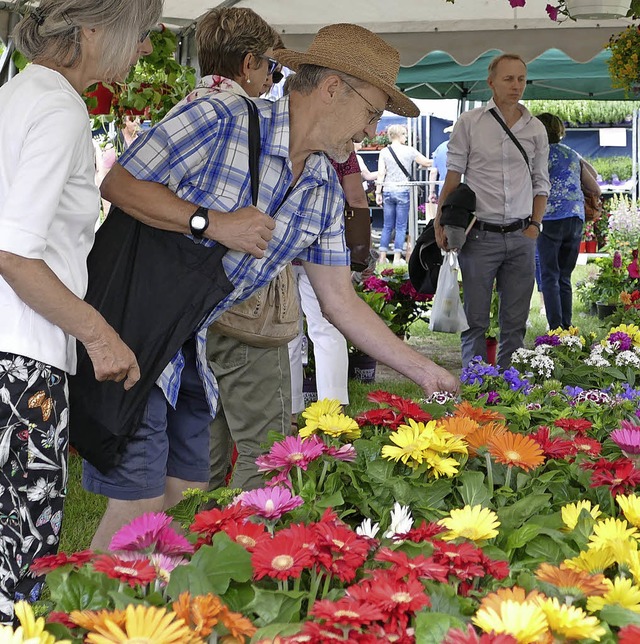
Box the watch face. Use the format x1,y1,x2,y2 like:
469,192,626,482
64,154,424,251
191,214,208,232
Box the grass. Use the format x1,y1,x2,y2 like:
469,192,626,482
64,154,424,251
59,263,610,552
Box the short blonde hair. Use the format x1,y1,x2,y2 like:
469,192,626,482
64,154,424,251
13,0,162,81
488,53,527,78
196,7,278,79
387,124,407,141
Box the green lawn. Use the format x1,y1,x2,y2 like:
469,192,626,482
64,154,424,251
60,263,608,552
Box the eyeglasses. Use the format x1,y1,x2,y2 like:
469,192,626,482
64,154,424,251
259,55,279,76
272,68,284,84
342,79,385,125
139,29,151,43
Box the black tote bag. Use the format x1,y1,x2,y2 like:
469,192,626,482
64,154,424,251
68,207,233,473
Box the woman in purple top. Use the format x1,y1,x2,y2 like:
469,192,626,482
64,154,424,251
535,112,600,330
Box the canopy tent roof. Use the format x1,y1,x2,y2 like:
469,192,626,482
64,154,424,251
0,0,634,65
397,48,630,101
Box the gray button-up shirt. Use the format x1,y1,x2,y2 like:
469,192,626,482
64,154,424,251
447,99,550,225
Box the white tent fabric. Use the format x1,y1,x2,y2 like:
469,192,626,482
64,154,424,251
1,0,634,65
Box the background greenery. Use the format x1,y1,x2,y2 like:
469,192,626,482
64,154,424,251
524,99,640,126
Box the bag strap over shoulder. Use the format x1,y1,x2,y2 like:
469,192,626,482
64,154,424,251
239,95,261,206
489,108,530,175
387,146,412,180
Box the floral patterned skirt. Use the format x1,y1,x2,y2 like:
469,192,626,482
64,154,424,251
0,352,68,623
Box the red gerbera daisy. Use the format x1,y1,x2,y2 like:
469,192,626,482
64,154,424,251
355,408,402,428
391,398,432,423
46,611,76,629
619,624,640,644
396,519,446,543
366,573,431,614
590,459,640,496
30,550,94,575
573,436,601,457
190,504,252,539
554,418,593,435
367,390,405,406
375,547,449,583
444,624,518,644
251,531,314,581
313,522,370,582
581,457,628,472
92,554,157,587
529,426,576,459
223,520,269,552
310,597,384,627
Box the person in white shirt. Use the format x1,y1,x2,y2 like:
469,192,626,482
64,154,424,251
434,53,550,368
0,0,158,620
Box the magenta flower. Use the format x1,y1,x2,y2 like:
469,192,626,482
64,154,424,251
628,258,640,280
325,443,357,462
613,251,623,269
238,486,304,520
611,420,640,456
256,435,325,473
545,3,559,20
608,332,633,351
109,511,193,555
510,0,526,6
109,512,172,552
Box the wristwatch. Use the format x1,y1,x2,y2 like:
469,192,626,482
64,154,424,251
528,220,543,233
189,206,209,239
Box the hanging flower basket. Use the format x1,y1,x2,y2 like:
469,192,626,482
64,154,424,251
565,0,631,18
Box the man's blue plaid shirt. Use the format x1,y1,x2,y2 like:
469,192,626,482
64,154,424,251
119,93,349,414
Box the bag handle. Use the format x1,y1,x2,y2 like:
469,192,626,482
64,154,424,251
489,108,531,175
239,95,261,206
387,146,413,180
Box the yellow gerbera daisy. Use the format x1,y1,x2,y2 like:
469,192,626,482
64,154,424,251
425,454,460,479
381,420,432,468
84,605,195,644
472,600,549,643
588,517,638,551
438,505,500,542
563,549,616,575
314,413,361,440
70,610,127,632
617,493,640,527
8,602,69,644
539,596,605,641
561,500,601,532
299,399,343,435
586,576,640,614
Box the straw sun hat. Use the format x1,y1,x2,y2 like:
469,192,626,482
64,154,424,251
274,23,419,118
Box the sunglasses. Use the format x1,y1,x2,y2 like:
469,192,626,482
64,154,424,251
272,69,284,84
258,55,279,76
139,29,151,43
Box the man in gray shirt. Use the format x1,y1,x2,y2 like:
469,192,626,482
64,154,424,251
435,53,550,368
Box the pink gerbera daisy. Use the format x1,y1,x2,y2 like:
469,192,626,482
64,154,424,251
238,485,304,520
109,512,172,552
611,420,640,455
325,444,357,462
255,434,325,473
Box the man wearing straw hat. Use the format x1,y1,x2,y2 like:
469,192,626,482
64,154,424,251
91,23,460,548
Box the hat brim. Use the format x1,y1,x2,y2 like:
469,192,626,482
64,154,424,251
274,48,419,118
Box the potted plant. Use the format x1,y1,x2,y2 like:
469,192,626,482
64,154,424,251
607,22,640,95
583,220,598,253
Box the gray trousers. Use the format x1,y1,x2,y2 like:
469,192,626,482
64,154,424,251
207,332,291,492
458,227,536,369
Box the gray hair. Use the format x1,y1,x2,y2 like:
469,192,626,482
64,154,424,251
285,64,368,96
13,0,162,80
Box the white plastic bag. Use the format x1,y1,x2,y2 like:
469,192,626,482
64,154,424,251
429,251,469,334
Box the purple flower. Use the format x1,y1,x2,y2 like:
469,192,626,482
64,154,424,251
613,251,622,269
460,357,500,385
535,334,561,347
502,367,531,392
545,3,559,20
607,332,633,351
619,384,640,401
509,0,526,6
564,385,584,398
486,391,501,404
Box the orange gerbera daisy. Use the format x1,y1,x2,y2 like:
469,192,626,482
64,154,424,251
70,608,126,631
488,431,545,471
218,606,257,639
452,401,506,425
479,586,545,613
466,422,507,457
535,563,608,598
173,592,223,639
437,416,480,438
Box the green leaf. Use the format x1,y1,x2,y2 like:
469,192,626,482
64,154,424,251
524,535,565,564
458,470,491,507
414,611,466,644
504,524,542,552
598,604,640,627
54,574,113,612
248,588,306,627
497,494,551,531
251,623,304,643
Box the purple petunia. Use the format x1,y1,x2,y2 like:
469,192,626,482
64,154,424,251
502,367,531,392
460,357,501,385
607,332,633,352
535,334,561,347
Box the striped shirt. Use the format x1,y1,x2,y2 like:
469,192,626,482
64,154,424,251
119,92,348,412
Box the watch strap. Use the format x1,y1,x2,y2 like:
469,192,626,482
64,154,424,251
528,220,541,230
189,206,209,238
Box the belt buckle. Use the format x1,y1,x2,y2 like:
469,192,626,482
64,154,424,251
498,224,506,233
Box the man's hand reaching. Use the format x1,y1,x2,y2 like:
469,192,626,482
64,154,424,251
207,206,275,258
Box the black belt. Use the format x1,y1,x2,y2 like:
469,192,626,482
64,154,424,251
473,218,530,234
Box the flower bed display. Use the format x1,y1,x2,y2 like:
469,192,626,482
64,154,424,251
7,324,640,643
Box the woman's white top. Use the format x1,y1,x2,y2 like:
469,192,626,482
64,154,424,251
0,65,99,373
379,142,419,191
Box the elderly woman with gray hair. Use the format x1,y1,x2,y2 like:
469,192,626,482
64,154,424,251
0,0,160,618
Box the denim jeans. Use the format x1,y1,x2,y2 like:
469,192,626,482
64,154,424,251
379,190,410,252
536,216,583,330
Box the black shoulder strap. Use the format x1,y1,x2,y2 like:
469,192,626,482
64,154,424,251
239,95,261,206
387,146,412,179
489,108,530,174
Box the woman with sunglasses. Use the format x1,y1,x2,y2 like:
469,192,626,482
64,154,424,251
0,0,160,620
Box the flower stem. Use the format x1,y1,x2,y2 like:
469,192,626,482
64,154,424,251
296,466,304,494
505,465,513,490
321,572,333,599
317,460,330,492
307,569,323,616
485,452,494,494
